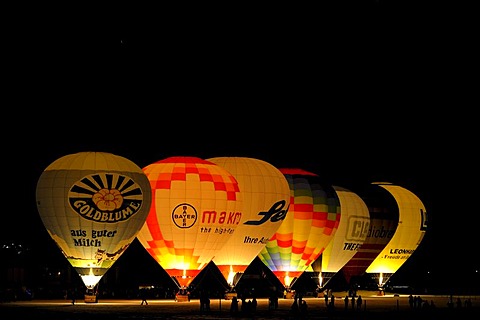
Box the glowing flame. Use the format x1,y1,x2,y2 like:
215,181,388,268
284,275,292,288
227,266,235,287
378,272,384,287
80,268,102,289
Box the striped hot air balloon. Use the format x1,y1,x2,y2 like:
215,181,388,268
257,168,341,291
136,156,243,291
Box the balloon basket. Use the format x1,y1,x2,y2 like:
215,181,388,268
175,294,190,302
84,294,98,303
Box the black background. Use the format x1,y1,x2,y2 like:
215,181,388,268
3,1,478,292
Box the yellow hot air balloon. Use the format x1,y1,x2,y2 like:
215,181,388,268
258,168,341,291
35,152,152,298
365,182,428,293
310,186,370,290
136,156,243,293
207,157,291,290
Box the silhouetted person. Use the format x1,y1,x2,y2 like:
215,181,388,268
300,299,308,318
140,288,148,305
422,300,430,309
269,291,278,310
329,294,335,311
456,297,462,308
465,298,472,308
240,296,246,313
230,296,239,315
447,295,454,308
68,289,76,305
417,296,423,308
205,296,210,311
200,291,210,312
252,297,257,312
413,295,419,308
291,296,299,314
243,300,253,315
344,295,349,310
356,295,362,310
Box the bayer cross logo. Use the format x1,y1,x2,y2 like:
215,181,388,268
172,203,197,228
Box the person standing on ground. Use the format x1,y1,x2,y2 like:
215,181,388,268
291,296,299,315
68,288,76,305
300,299,308,318
329,294,335,310
356,295,362,310
230,296,239,315
140,288,148,305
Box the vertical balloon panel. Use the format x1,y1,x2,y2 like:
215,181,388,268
36,152,152,290
208,157,291,288
258,168,341,289
136,157,243,289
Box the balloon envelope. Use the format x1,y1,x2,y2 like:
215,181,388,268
136,156,243,289
36,152,152,289
340,182,399,285
365,182,428,288
208,157,291,288
258,168,341,289
311,185,370,289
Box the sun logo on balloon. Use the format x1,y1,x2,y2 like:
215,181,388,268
92,189,123,211
68,173,146,223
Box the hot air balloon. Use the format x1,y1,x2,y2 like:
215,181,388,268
135,156,243,296
340,182,400,290
207,157,291,291
257,168,341,293
365,182,428,294
310,186,370,292
35,152,152,301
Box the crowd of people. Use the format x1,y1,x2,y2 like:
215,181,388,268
343,294,363,310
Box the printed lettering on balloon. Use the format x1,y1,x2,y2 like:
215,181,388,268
243,235,269,244
346,216,370,241
69,229,120,247
243,200,289,225
420,208,428,231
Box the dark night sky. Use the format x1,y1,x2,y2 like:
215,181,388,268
3,2,478,289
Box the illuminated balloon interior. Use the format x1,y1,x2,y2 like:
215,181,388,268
36,152,152,295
